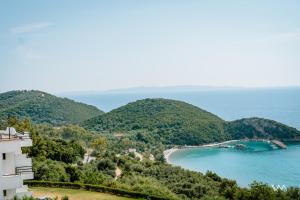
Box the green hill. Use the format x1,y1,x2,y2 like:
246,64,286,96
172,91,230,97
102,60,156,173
226,117,300,141
0,90,104,125
82,98,300,145
82,98,228,145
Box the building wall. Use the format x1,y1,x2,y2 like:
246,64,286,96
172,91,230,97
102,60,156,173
0,141,21,154
0,137,33,200
2,153,15,175
0,188,17,200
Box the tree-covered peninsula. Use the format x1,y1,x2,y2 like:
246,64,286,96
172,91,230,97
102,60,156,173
82,98,300,145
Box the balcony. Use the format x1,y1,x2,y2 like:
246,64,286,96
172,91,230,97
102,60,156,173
0,127,32,148
20,171,34,180
0,174,23,190
15,166,34,180
0,134,32,152
15,154,32,167
19,134,32,147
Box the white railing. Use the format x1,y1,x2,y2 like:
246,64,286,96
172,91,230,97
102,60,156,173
15,166,34,180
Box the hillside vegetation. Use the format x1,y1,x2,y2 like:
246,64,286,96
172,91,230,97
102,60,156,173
82,98,228,145
3,108,300,200
10,118,300,200
82,98,300,145
0,90,103,125
226,118,300,141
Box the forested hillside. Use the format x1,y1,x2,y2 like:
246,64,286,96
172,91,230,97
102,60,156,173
0,90,103,125
82,98,300,145
2,97,300,199
82,98,228,145
7,118,300,200
226,118,300,141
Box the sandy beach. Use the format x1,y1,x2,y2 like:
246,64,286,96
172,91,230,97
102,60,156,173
163,140,240,163
163,138,286,163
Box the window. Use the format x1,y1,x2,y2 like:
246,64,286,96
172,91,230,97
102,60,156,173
2,153,5,160
3,190,7,197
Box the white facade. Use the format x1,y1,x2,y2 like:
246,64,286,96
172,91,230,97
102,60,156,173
0,127,34,200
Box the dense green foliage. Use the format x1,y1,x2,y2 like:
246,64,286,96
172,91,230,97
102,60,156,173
0,90,103,125
117,156,227,199
3,118,300,200
226,118,300,141
25,181,170,200
82,98,300,145
82,98,228,145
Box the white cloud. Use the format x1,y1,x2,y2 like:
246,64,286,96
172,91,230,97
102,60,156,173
10,22,52,34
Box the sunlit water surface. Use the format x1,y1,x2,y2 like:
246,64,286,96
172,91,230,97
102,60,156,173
169,141,300,187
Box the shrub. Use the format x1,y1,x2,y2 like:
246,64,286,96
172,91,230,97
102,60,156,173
61,196,69,200
25,181,172,200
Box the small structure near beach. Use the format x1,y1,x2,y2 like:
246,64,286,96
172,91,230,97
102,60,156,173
271,140,287,149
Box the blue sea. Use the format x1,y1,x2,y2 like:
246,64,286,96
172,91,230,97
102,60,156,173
62,87,300,187
169,141,300,187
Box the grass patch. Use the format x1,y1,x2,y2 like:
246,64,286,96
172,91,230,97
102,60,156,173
30,187,136,200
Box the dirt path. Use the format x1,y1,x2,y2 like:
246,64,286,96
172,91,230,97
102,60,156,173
115,166,122,180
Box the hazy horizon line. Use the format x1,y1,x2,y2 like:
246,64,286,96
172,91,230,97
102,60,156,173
1,85,300,95
58,85,300,95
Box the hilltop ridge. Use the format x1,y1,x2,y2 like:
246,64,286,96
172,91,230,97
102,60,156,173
0,90,104,125
82,98,300,145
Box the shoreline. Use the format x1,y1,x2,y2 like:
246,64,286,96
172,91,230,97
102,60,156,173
163,139,239,163
163,138,283,164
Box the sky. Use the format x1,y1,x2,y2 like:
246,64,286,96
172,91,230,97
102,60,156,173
0,0,300,93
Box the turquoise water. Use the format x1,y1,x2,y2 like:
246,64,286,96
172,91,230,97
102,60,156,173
169,141,300,187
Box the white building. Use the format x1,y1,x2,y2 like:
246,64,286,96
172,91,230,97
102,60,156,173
128,148,136,153
0,127,34,200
